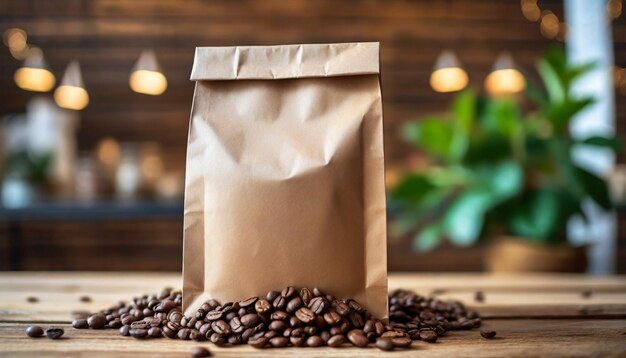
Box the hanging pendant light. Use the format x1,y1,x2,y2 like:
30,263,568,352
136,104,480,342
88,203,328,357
129,49,167,95
429,50,469,93
54,60,89,110
484,52,526,96
14,49,55,92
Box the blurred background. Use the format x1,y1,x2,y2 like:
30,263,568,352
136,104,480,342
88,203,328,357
0,0,624,273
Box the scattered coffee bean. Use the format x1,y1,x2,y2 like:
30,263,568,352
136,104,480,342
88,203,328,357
474,291,485,303
45,328,64,339
72,319,89,329
480,330,497,339
80,295,92,303
581,291,592,299
25,325,44,338
191,346,212,357
88,313,107,329
26,296,38,303
420,330,438,343
376,337,394,351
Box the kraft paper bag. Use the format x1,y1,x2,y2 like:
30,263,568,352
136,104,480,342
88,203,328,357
183,42,388,318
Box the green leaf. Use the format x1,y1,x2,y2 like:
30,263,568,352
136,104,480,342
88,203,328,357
509,189,560,240
546,97,594,130
413,225,442,251
443,190,492,246
483,99,521,137
392,174,436,205
485,161,524,200
524,75,549,109
402,117,454,160
452,90,476,132
537,58,565,104
574,166,612,210
578,136,623,152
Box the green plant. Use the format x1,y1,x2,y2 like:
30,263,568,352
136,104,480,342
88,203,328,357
2,150,52,183
389,47,621,251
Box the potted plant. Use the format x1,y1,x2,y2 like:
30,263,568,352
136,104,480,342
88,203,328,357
389,47,621,272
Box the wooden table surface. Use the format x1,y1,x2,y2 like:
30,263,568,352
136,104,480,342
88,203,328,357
1,272,625,357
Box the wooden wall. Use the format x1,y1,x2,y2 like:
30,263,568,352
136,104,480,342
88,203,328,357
1,0,625,271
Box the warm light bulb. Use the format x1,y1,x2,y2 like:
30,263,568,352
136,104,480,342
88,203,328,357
430,67,469,93
485,69,526,96
54,85,89,110
14,67,55,92
129,70,167,95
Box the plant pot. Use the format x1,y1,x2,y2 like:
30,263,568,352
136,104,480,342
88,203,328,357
485,236,588,273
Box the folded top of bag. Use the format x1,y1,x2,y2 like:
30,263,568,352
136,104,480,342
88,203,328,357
190,42,379,81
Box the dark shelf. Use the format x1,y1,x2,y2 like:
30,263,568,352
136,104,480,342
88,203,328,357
0,200,184,221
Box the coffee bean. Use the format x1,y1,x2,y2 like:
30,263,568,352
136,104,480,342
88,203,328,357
347,329,368,347
240,313,260,328
121,315,137,325
269,336,289,348
191,346,212,357
249,336,268,348
72,319,88,329
119,325,130,336
148,327,162,338
306,335,324,347
334,301,350,316
88,314,107,329
328,334,346,347
312,288,324,297
376,337,394,351
25,325,44,338
177,328,192,340
211,320,231,335
272,296,287,310
581,291,592,299
205,310,223,321
308,297,328,314
290,336,306,347
281,286,296,298
349,311,364,328
45,328,64,340
80,295,92,303
474,291,485,303
286,296,302,313
108,319,122,329
300,288,313,306
267,320,286,331
270,310,289,321
266,291,280,302
239,297,258,308
295,307,315,323
255,299,271,315
324,311,342,326
392,337,412,348
420,330,438,343
155,299,176,313
130,328,148,339
480,330,497,339
26,296,39,303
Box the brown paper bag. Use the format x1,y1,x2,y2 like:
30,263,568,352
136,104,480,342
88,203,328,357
183,42,387,318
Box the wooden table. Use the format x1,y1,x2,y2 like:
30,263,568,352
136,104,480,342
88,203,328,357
1,272,625,357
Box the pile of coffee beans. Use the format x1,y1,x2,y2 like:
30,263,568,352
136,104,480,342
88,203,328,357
66,286,483,351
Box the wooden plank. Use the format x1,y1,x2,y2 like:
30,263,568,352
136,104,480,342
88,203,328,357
0,319,624,357
1,273,625,322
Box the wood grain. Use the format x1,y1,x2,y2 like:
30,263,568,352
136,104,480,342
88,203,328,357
1,272,625,357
